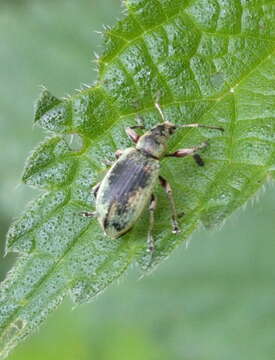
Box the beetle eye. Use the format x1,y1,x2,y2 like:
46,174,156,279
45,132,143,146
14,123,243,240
168,126,176,134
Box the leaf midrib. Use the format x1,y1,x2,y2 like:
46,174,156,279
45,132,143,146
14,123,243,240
64,48,275,150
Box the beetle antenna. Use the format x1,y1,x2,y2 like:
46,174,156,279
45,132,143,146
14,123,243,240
155,102,166,123
179,123,224,132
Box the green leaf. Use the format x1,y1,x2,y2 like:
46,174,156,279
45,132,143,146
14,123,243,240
1,0,275,357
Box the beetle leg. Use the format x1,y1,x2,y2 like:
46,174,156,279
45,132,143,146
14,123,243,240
147,194,157,252
166,141,208,157
166,142,208,167
126,116,146,143
192,153,204,167
92,181,101,199
125,127,140,143
79,182,101,218
80,211,96,217
115,149,124,159
159,176,180,234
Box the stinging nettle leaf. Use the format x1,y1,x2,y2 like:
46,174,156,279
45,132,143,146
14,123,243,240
1,0,275,358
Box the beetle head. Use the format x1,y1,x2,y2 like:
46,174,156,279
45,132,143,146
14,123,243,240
136,103,179,159
150,121,177,137
136,122,177,159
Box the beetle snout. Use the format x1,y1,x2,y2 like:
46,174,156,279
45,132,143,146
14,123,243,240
163,121,177,135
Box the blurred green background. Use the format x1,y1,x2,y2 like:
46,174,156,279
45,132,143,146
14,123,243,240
1,1,275,359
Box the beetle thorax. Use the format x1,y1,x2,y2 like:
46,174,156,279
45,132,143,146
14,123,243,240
136,122,176,159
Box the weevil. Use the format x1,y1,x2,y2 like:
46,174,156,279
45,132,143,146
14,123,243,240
81,103,224,251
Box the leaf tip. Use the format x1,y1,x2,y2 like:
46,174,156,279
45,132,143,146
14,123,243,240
33,88,72,132
34,87,61,124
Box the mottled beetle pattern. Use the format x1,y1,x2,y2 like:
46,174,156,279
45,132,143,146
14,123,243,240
81,103,224,251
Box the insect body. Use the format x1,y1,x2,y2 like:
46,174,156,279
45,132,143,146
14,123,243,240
96,147,159,239
81,103,224,251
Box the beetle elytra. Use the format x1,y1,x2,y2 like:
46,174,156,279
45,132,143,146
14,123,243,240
81,103,224,251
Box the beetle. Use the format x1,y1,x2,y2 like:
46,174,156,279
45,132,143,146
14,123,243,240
81,103,224,251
